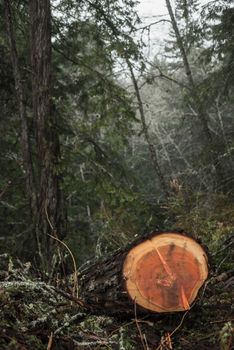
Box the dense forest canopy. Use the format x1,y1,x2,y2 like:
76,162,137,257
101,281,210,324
0,0,234,268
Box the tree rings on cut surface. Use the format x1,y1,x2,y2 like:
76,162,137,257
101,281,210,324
123,232,208,313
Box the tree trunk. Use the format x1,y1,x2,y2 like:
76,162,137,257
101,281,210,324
165,0,225,187
80,231,208,316
165,0,212,143
29,0,65,268
126,59,169,197
4,0,37,216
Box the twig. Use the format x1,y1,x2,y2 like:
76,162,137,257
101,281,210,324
45,204,79,298
198,280,209,305
136,19,171,31
0,181,11,200
155,311,189,350
134,299,148,350
143,334,150,350
73,340,115,348
47,332,53,350
216,255,229,273
209,270,234,285
170,311,189,337
210,318,234,324
48,233,79,299
159,332,173,350
54,313,86,335
211,238,234,257
44,285,85,307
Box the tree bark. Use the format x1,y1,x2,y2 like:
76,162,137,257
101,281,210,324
4,0,36,215
29,0,65,268
80,231,209,316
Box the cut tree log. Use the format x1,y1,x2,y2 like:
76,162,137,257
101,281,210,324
1,250,233,349
80,231,209,316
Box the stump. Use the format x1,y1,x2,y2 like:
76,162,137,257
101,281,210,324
80,231,209,316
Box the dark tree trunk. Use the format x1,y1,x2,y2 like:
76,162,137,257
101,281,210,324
4,0,36,216
80,231,209,316
29,0,65,268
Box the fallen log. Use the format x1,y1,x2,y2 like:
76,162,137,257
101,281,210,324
1,244,233,349
80,231,209,316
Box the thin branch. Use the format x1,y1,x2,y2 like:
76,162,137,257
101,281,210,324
134,300,148,350
0,181,11,200
137,19,171,31
146,60,190,89
47,333,53,350
54,313,86,335
155,311,189,350
45,205,79,299
47,233,79,299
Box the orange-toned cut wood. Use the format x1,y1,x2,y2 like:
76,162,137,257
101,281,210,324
123,232,208,312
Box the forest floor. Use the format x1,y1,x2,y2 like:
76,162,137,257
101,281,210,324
0,233,233,350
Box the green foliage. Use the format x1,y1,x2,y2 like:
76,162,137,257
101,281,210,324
1,0,234,272
175,0,202,51
0,0,149,263
220,322,234,350
119,325,137,350
1,2,234,348
165,191,234,270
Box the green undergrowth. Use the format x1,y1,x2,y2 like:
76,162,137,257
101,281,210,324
166,192,234,268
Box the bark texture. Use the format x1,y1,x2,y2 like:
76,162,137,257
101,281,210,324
80,231,209,316
29,0,65,266
4,0,65,267
4,0,36,215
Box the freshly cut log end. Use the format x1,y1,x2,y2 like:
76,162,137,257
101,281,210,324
80,231,209,316
123,232,208,313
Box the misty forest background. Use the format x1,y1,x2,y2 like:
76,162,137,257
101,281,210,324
1,0,234,273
